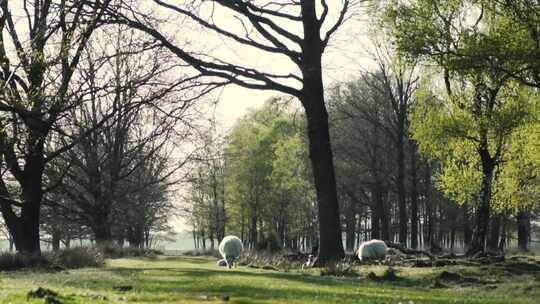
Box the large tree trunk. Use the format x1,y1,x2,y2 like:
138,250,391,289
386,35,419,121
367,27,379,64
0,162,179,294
303,90,345,264
517,210,530,252
92,209,112,246
0,160,44,255
467,150,495,256
300,0,344,266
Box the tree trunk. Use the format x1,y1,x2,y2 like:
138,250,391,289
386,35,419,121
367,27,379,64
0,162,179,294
0,155,44,254
92,212,112,247
467,151,495,256
498,215,508,252
424,163,434,249
345,213,355,252
487,215,500,253
300,1,344,266
370,205,380,239
396,119,407,246
410,143,419,249
250,215,258,249
517,210,530,252
377,189,391,241
463,203,472,250
52,232,61,252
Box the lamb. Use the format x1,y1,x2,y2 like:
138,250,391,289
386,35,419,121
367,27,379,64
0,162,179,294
356,239,388,262
218,235,244,269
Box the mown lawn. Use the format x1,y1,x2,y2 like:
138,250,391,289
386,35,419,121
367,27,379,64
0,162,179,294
0,255,539,303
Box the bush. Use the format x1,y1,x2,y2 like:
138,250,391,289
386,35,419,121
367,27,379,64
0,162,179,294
47,247,104,269
182,248,220,258
98,244,162,259
0,247,104,271
0,252,48,271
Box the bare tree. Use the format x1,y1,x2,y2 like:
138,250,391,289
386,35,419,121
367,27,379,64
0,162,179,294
0,0,114,254
48,24,206,246
110,0,362,265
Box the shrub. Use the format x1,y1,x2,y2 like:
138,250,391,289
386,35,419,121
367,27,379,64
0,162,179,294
47,247,104,269
0,247,104,271
0,252,48,271
182,248,220,258
98,245,161,259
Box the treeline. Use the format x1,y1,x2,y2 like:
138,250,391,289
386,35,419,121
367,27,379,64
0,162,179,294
188,71,539,253
187,0,540,254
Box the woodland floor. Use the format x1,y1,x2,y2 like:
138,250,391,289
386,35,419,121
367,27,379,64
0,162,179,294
0,255,539,304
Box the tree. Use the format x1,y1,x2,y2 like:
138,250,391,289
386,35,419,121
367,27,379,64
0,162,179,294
0,0,113,254
388,0,539,255
45,23,205,246
111,0,361,264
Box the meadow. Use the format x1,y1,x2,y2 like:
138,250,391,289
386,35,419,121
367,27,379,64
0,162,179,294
1,255,539,304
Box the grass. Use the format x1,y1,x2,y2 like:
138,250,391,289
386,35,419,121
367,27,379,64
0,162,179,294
0,255,539,303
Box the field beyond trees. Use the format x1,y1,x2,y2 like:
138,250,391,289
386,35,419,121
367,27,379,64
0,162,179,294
1,255,539,304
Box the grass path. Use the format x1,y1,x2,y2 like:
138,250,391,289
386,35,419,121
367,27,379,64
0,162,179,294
0,256,538,303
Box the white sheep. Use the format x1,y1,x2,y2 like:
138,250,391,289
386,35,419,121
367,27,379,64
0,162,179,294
218,235,243,269
301,254,314,270
356,239,387,262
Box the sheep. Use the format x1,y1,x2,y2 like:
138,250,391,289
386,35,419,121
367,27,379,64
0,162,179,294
218,235,243,269
301,254,314,270
356,239,388,262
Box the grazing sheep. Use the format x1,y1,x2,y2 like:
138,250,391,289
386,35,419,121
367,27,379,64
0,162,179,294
357,239,387,262
218,235,243,269
302,254,314,270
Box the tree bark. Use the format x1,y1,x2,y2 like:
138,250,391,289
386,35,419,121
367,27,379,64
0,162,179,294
410,143,419,249
396,118,408,246
467,149,495,256
487,214,500,253
463,203,472,250
0,154,45,254
345,208,356,252
300,1,344,265
517,210,530,252
52,232,61,252
370,205,380,240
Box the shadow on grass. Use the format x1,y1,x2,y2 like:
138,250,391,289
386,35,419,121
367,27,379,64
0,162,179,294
51,263,461,304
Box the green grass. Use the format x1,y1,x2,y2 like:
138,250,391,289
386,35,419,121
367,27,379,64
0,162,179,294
0,255,539,303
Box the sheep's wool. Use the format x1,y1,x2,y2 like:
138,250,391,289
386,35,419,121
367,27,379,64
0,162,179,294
219,235,243,259
357,239,387,261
